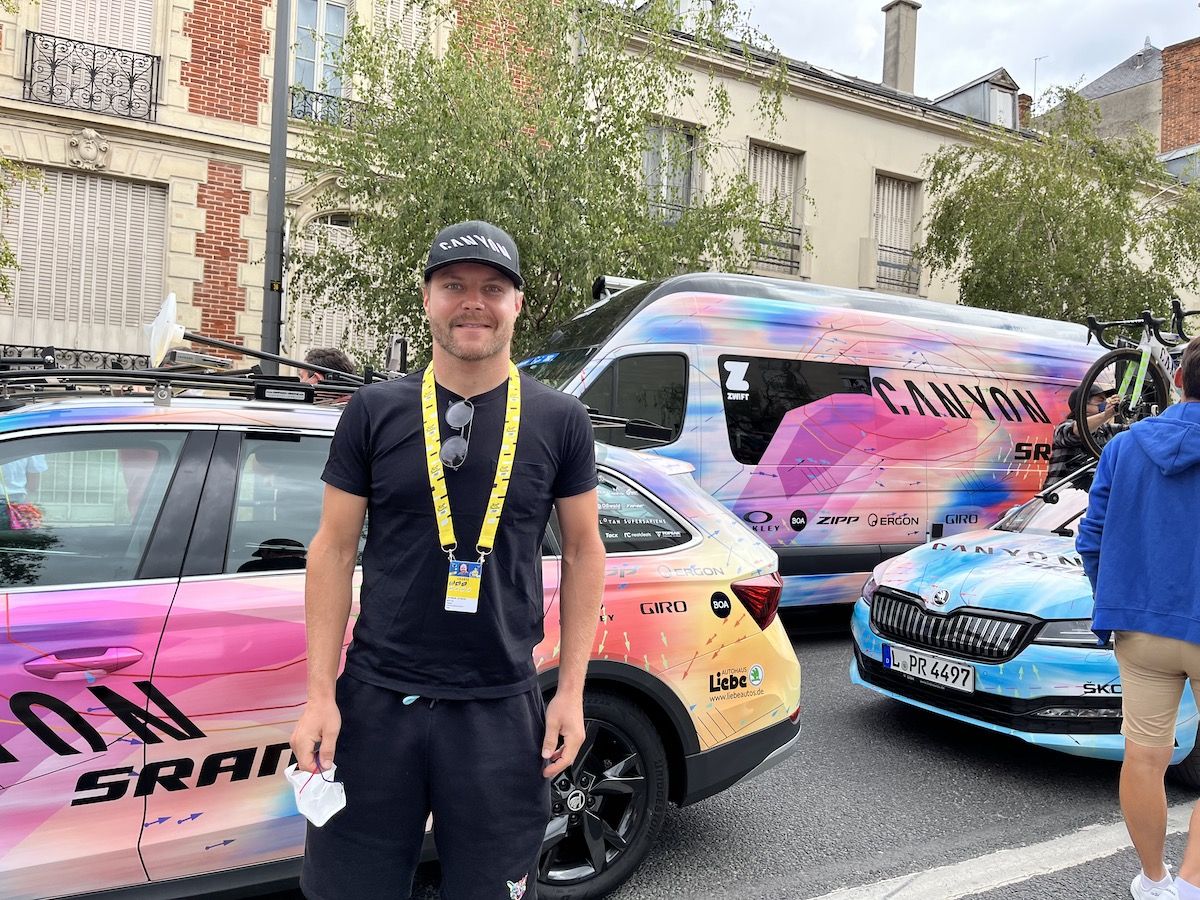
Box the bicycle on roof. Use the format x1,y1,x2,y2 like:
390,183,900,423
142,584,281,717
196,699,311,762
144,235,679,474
1077,298,1200,460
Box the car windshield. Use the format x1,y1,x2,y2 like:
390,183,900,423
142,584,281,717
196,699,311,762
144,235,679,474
994,487,1090,536
518,281,661,388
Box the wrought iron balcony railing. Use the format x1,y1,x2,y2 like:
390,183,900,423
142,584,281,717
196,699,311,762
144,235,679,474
1,343,149,371
753,222,805,275
877,244,922,295
290,87,358,127
23,31,160,121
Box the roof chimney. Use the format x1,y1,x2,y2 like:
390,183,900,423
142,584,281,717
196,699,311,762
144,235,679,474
881,0,921,93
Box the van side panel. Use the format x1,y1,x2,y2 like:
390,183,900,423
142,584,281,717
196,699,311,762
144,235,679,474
571,291,1100,608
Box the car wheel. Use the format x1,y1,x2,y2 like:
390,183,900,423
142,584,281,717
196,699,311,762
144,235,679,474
538,690,669,899
1170,742,1200,789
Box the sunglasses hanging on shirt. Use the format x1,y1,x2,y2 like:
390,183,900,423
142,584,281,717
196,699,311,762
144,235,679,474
440,399,474,470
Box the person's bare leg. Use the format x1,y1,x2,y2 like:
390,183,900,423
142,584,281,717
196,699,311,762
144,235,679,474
1122,740,1175,882
1176,802,1200,886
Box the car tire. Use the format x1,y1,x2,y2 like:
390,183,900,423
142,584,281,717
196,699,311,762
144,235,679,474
1170,743,1200,789
538,689,669,899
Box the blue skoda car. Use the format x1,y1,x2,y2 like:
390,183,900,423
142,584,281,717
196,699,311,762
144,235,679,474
850,483,1200,784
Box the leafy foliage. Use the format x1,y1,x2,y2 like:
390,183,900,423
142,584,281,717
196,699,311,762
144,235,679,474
290,0,794,362
916,89,1200,324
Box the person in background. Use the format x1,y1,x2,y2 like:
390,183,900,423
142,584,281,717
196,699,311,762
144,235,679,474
300,348,357,386
1043,383,1123,490
1077,337,1200,900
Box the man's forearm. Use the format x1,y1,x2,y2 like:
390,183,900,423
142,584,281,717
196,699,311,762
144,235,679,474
304,538,357,702
556,545,605,697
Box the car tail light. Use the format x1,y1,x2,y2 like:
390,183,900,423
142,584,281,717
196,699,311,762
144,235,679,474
731,572,782,629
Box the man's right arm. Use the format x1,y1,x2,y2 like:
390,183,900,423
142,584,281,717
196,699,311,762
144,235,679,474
1076,439,1117,593
290,484,367,773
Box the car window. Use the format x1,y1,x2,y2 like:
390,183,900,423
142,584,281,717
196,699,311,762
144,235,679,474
994,487,1090,535
597,473,690,553
225,435,333,574
719,355,872,465
0,431,186,588
580,353,687,450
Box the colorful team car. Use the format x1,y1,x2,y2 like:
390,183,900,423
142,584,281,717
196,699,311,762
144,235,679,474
849,481,1200,783
522,273,1105,608
0,388,801,899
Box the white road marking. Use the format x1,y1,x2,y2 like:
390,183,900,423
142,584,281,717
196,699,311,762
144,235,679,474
807,803,1194,900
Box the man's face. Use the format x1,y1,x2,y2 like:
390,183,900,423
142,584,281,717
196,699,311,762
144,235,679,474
1086,393,1107,414
423,263,522,362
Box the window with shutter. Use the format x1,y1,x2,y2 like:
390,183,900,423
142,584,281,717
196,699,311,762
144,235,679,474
0,168,167,353
644,124,696,222
295,0,349,94
873,174,920,294
749,143,803,274
285,217,379,364
38,0,154,52
377,0,426,51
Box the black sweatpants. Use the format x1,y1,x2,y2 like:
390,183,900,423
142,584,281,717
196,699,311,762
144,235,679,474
301,673,550,900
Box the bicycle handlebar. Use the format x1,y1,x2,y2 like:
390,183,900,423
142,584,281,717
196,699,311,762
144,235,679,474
1086,299,1197,351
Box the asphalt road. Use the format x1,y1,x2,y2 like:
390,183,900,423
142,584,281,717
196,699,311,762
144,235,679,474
267,608,1199,899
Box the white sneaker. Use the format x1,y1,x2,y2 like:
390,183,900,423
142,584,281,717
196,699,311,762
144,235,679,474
1131,871,1179,899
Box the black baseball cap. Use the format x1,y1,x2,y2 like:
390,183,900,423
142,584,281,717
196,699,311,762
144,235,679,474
1068,384,1117,414
424,220,523,288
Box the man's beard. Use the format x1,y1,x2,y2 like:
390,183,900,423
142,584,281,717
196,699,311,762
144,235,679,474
430,316,512,362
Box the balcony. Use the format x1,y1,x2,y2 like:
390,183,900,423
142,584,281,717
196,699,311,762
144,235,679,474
23,31,160,122
289,87,358,127
753,222,805,276
877,244,921,295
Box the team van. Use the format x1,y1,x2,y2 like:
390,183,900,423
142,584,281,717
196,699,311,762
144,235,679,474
521,274,1105,608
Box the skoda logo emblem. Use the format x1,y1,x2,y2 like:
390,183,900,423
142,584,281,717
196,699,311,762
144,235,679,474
930,588,950,607
566,790,586,812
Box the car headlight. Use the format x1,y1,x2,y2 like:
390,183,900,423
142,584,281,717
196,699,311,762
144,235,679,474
861,576,878,606
1033,619,1109,649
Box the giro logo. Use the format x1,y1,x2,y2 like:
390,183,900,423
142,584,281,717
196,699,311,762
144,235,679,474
640,600,687,615
710,593,732,619
789,510,807,532
944,514,979,525
723,360,751,392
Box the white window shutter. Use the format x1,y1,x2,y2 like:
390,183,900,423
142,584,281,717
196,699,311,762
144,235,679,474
377,0,424,50
749,144,798,223
40,0,154,52
874,175,915,250
1,168,166,352
286,219,378,362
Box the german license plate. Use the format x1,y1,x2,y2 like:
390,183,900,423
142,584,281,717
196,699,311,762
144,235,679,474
882,644,975,693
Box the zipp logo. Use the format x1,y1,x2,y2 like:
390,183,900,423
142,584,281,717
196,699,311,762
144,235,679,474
817,515,860,526
723,360,750,392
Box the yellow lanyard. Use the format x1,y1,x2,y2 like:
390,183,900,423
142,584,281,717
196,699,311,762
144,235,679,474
421,362,521,562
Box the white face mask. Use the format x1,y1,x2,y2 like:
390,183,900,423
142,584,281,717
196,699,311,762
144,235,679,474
285,763,347,827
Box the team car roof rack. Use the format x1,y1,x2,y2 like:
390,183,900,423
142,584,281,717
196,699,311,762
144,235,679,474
0,295,380,409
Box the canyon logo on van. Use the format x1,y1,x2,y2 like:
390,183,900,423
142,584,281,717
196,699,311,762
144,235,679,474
522,273,1104,608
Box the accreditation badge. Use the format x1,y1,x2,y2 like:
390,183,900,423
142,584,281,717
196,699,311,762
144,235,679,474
445,559,483,613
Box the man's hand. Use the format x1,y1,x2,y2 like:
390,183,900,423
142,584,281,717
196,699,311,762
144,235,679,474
291,698,341,774
542,691,585,779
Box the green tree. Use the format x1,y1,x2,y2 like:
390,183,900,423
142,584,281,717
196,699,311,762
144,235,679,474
290,0,794,361
0,0,36,300
915,89,1200,324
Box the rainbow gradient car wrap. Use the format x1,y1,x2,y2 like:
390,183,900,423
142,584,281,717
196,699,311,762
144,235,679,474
849,524,1199,764
529,278,1105,608
0,398,800,899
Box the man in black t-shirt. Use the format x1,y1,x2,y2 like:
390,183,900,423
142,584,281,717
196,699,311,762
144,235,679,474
292,221,604,899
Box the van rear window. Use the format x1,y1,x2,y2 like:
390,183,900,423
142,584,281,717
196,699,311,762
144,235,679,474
719,355,871,465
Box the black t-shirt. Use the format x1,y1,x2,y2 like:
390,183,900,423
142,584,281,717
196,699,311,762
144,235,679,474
322,367,597,699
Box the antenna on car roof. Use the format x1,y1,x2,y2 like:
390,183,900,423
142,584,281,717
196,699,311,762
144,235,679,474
146,294,367,385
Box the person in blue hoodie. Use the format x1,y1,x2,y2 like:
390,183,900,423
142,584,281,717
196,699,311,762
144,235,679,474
1078,335,1200,900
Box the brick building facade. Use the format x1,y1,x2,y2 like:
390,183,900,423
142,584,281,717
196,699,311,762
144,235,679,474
1162,36,1200,155
0,0,429,364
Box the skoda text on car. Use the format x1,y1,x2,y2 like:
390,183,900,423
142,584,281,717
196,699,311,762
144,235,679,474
848,481,1200,782
521,273,1104,608
0,390,801,900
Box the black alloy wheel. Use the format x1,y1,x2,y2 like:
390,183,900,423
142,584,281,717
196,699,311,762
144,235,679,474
538,691,668,899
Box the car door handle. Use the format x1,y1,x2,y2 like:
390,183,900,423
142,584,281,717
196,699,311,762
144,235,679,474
23,647,144,680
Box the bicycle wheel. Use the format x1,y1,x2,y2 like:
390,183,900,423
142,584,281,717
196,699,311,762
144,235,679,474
1073,348,1173,459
